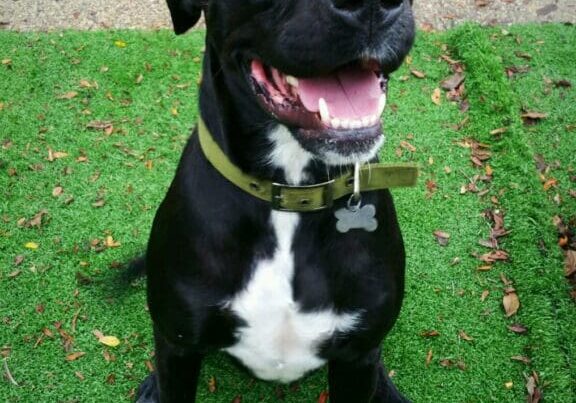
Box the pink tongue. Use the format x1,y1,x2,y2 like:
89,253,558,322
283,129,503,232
298,67,382,119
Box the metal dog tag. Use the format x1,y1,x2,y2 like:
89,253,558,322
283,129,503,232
335,198,378,233
334,162,378,233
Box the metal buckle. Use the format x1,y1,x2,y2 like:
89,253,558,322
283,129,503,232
271,180,335,212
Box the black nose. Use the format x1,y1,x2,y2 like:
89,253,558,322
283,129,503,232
332,0,404,12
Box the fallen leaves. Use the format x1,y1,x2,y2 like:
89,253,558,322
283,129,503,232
521,111,548,125
433,230,450,246
65,351,86,361
525,372,542,403
93,329,121,347
431,88,442,105
507,323,528,334
57,91,78,100
503,289,520,317
410,69,426,79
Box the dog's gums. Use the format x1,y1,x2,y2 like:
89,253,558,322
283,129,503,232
250,59,388,132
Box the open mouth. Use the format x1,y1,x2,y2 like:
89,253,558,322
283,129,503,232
250,59,387,132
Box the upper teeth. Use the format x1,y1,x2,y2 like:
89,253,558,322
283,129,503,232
286,75,299,87
317,94,387,130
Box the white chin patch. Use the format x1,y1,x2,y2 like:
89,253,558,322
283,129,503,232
321,135,385,166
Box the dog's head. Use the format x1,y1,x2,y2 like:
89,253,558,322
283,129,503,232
167,0,415,166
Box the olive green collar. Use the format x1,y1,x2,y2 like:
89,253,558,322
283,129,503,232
197,118,418,212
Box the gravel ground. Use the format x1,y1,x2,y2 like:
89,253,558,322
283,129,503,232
1,0,575,31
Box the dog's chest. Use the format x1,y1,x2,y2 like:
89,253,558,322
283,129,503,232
223,212,359,383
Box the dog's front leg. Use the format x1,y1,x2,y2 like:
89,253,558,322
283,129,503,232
137,329,204,403
328,349,409,403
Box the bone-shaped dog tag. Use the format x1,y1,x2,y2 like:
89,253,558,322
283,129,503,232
335,162,378,233
335,203,378,233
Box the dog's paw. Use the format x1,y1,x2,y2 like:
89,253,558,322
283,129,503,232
135,373,160,403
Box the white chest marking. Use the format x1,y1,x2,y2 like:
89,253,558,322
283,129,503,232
224,212,359,383
225,126,359,383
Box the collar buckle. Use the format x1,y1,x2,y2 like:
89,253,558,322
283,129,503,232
271,180,335,212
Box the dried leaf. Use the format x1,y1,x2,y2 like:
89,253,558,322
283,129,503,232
14,255,25,266
105,236,121,248
458,330,474,342
399,141,416,152
554,79,572,88
421,330,440,338
507,323,528,334
410,69,426,79
318,390,329,403
57,91,78,100
52,186,64,197
208,376,217,393
490,127,508,136
431,88,442,105
440,73,465,91
99,336,121,347
425,349,433,367
511,355,531,364
66,351,86,361
480,290,489,301
503,292,520,317
565,250,576,278
433,230,450,246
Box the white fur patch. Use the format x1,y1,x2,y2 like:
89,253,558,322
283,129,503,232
224,212,360,383
266,124,313,185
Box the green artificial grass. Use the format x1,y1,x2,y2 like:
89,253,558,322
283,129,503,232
1,25,574,402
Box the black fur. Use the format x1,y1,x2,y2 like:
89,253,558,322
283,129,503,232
137,0,415,401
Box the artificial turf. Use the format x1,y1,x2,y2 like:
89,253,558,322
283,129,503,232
0,24,574,402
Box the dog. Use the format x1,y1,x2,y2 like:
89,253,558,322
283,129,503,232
136,0,416,401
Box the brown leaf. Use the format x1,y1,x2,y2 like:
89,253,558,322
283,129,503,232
458,330,474,342
317,390,329,403
510,355,531,364
425,349,433,367
503,292,520,317
433,230,450,246
14,255,25,266
28,210,48,228
515,51,532,60
521,111,548,125
57,91,78,100
490,127,508,136
431,88,442,105
410,69,426,79
92,198,106,208
543,178,558,191
554,79,572,88
399,140,416,152
208,376,217,393
480,290,490,301
421,329,440,338
440,73,465,91
507,323,528,334
231,396,242,403
106,373,116,384
52,186,64,197
478,250,509,263
8,270,22,279
565,250,576,278
66,351,86,361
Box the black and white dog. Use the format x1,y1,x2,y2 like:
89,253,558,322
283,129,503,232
137,0,415,401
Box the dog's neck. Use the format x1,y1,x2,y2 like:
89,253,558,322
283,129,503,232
198,49,342,187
